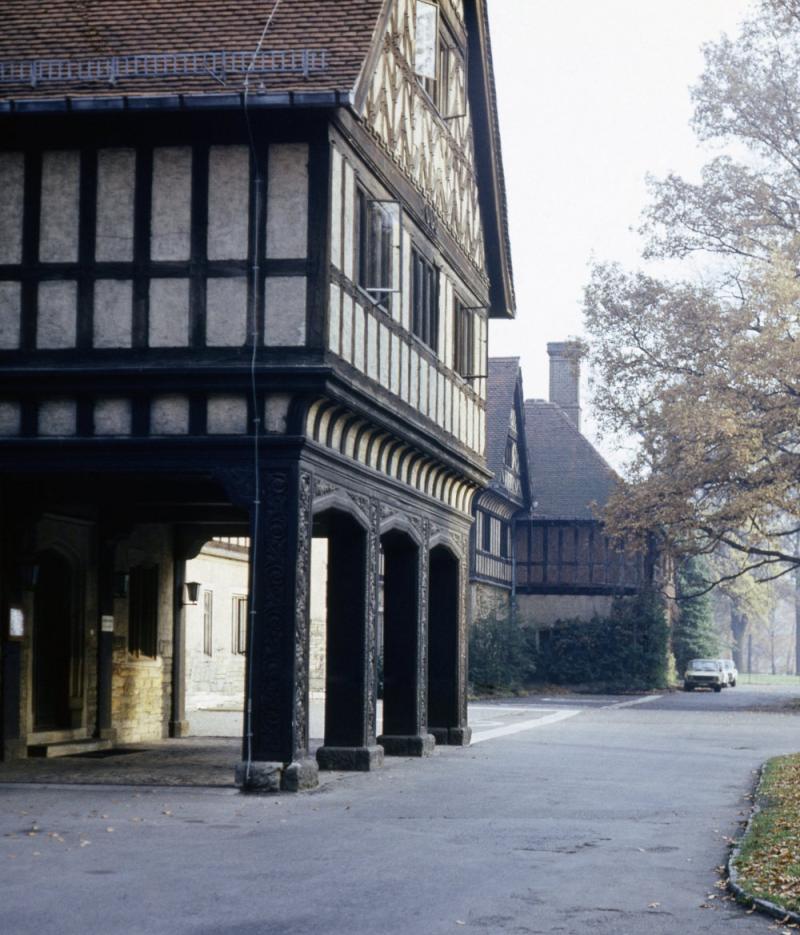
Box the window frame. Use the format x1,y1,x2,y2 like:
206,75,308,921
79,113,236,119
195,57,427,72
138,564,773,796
232,593,248,655
202,589,213,657
411,245,439,352
356,188,401,315
453,295,476,378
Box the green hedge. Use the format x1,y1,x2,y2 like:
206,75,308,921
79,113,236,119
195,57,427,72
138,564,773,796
537,591,670,689
468,613,537,692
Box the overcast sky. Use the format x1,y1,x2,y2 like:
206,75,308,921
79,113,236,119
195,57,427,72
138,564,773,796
486,0,754,461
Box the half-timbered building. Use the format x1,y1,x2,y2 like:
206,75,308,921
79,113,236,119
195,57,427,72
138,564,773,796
471,345,653,637
470,356,530,626
0,0,514,791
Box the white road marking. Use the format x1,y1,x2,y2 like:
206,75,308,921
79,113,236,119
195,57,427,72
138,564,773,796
470,708,582,744
606,695,662,710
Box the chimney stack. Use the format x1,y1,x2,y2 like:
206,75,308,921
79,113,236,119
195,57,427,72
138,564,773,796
547,341,582,431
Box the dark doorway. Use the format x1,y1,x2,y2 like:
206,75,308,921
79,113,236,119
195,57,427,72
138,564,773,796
428,545,460,738
33,551,79,731
316,509,368,748
380,530,420,737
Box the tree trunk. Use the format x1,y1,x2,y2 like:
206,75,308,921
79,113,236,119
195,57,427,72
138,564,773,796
795,566,800,676
731,611,748,671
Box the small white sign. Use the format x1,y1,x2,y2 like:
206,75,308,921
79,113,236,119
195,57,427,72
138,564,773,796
101,615,114,633
9,607,24,639
415,0,438,79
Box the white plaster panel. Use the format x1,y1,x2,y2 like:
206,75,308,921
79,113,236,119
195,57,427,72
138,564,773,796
342,161,355,280
206,277,248,346
94,398,132,435
0,282,21,349
437,371,445,426
379,322,390,387
94,279,133,348
207,395,248,434
96,148,135,261
266,143,308,259
149,278,189,347
39,399,77,436
264,394,291,433
264,276,307,346
459,391,467,444
0,153,24,264
353,302,365,372
390,332,400,395
328,283,341,355
428,363,437,421
37,281,77,348
367,313,378,381
0,402,21,436
410,348,419,409
444,378,452,434
207,146,250,260
40,151,80,262
330,146,343,269
151,147,192,261
341,292,353,363
150,395,189,434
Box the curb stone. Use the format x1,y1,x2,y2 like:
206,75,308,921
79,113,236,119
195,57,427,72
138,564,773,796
727,764,800,926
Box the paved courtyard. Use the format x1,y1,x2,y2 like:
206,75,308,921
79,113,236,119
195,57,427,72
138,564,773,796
2,685,799,934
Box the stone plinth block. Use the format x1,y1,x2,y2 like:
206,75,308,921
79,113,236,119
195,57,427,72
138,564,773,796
235,761,282,793
281,759,319,792
169,719,190,739
316,744,384,772
377,733,436,757
429,726,472,746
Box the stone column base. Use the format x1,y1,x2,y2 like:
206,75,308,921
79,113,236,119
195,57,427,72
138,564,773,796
235,758,319,793
377,733,436,757
316,744,384,771
98,727,117,743
169,720,190,739
429,726,472,746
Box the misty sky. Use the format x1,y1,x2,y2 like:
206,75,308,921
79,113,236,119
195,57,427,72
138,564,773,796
486,0,754,461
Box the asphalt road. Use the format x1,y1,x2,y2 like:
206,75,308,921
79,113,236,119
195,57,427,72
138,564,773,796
2,684,799,935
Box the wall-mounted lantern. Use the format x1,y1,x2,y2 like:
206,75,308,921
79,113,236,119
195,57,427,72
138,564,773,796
184,581,201,605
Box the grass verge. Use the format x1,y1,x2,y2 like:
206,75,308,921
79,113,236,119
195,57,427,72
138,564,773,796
732,754,800,915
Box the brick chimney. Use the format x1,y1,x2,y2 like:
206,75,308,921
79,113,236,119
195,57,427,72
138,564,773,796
547,341,582,431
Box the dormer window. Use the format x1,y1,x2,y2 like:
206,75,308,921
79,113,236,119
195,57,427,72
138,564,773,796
415,1,455,116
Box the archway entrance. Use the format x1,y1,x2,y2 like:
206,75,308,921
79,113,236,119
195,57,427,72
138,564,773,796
33,550,80,731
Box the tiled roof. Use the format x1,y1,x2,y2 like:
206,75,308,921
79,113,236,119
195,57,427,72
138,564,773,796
524,399,618,521
485,356,519,484
0,0,384,102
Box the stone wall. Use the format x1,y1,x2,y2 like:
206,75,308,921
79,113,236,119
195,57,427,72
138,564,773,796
184,542,248,711
516,593,615,629
471,581,510,627
111,524,174,743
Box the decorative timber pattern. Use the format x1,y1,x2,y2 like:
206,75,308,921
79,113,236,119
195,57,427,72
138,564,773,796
363,0,486,277
306,398,479,516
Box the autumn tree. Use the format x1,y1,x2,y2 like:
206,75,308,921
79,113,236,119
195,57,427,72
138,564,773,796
584,0,800,583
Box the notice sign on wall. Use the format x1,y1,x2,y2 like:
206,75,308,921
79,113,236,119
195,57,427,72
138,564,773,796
9,606,24,639
101,615,114,633
415,0,438,79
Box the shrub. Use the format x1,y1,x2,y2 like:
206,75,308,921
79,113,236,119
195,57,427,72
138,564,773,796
537,591,670,689
468,613,537,693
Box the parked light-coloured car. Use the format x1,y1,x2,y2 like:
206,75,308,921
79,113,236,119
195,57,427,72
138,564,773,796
683,658,726,692
719,659,737,687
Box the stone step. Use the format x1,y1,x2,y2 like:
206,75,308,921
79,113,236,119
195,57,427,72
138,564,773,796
27,739,114,758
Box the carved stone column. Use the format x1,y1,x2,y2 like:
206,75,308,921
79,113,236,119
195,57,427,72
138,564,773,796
231,464,318,793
